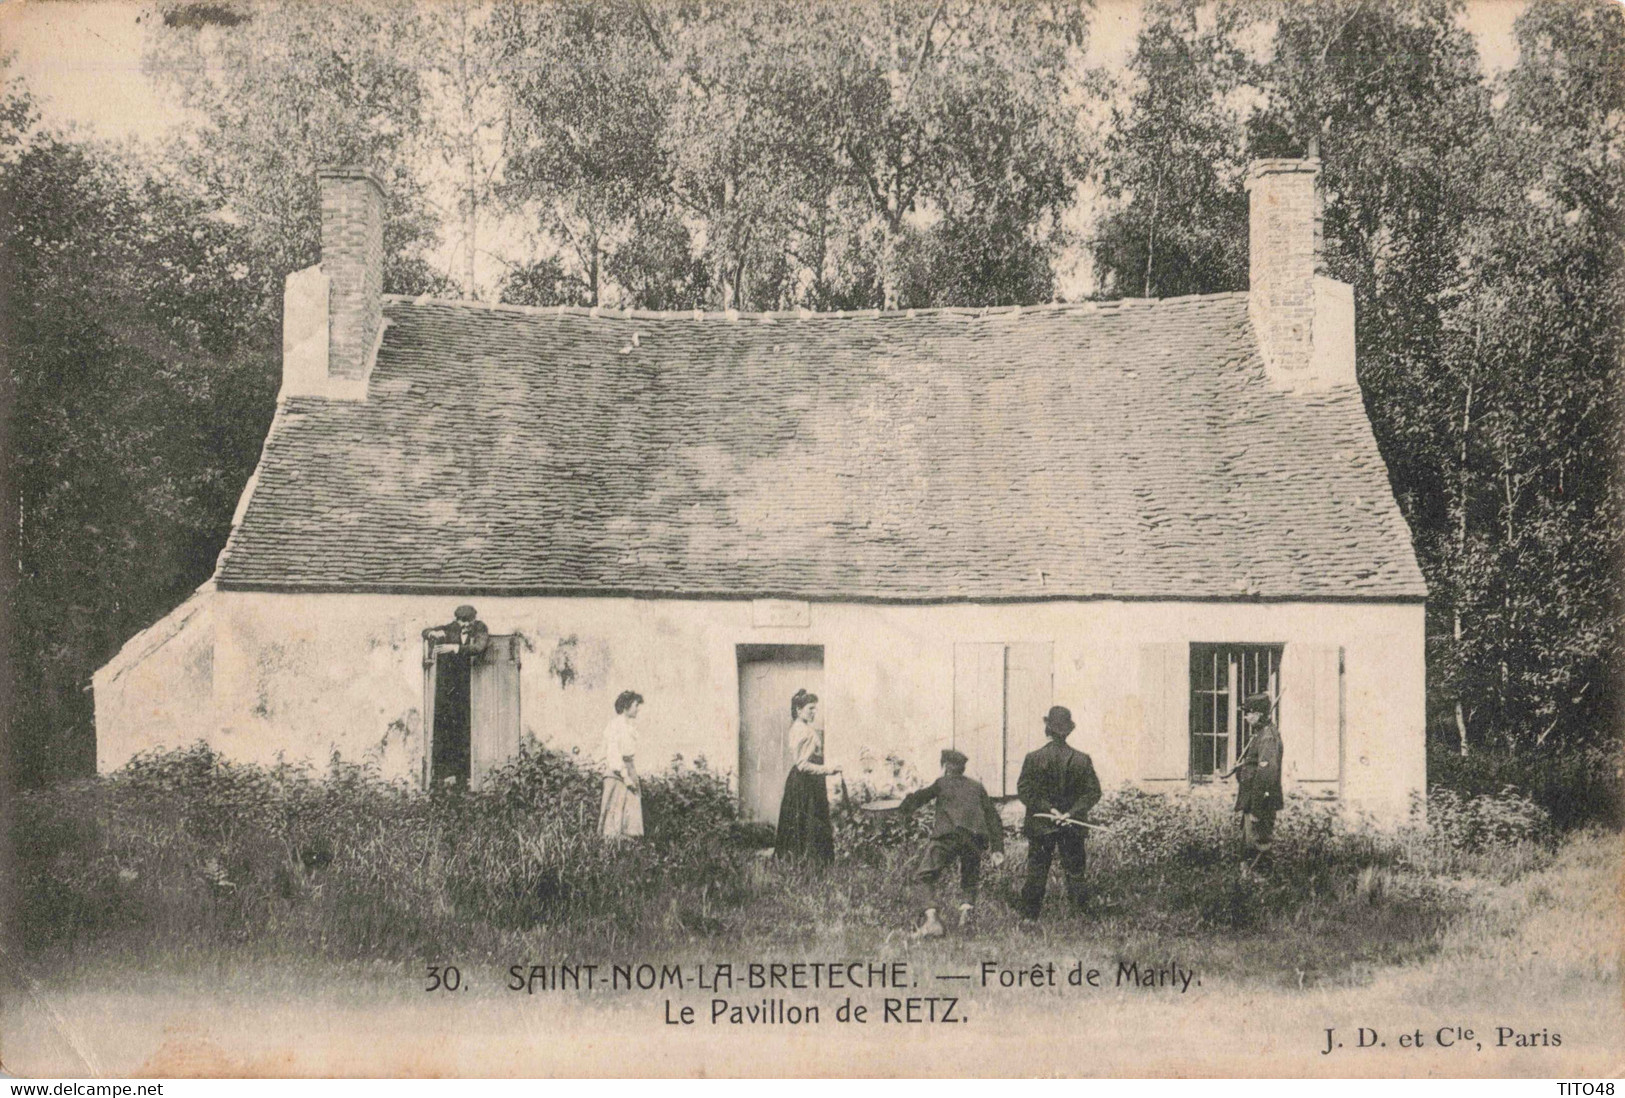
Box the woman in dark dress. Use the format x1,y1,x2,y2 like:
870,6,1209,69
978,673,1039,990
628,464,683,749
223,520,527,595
774,689,840,863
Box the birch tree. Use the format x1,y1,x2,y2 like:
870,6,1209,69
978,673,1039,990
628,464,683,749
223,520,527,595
1092,0,1254,298
143,0,449,296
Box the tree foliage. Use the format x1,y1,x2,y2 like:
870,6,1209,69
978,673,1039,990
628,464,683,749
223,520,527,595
1093,0,1254,298
1,134,277,785
1426,0,1624,753
142,0,452,297
492,0,1092,311
1093,0,1622,754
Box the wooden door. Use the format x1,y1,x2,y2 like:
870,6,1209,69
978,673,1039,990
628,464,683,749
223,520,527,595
469,634,522,790
737,645,824,825
1002,642,1054,797
953,643,1005,793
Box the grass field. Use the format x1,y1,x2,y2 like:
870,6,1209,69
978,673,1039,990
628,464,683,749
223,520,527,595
5,745,1619,1076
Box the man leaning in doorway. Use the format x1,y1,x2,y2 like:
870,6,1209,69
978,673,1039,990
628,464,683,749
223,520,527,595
1014,705,1101,920
424,604,491,659
422,605,491,789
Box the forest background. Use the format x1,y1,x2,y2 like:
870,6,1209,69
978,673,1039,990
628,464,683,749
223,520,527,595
1,0,1619,820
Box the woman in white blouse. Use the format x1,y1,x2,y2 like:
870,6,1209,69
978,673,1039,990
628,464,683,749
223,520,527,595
773,689,840,863
599,690,645,841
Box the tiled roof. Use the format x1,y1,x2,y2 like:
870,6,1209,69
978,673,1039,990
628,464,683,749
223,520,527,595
214,293,1428,600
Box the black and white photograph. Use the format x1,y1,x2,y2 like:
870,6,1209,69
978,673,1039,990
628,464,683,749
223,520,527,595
0,0,1619,1079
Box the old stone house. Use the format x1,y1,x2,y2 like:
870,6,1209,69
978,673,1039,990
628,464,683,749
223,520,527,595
94,158,1428,823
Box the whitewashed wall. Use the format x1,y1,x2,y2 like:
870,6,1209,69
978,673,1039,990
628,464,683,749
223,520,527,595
92,592,217,772
95,590,1426,823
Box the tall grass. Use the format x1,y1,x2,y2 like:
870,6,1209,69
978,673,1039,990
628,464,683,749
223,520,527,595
14,743,1563,986
16,743,749,961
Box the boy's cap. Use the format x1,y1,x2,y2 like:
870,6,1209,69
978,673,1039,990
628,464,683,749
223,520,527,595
1243,692,1273,715
941,748,969,767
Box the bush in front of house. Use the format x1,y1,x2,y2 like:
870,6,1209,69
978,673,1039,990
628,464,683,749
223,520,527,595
447,744,746,933
830,793,933,864
1060,788,1476,980
638,753,741,847
11,744,1564,982
1418,785,1553,854
14,741,748,958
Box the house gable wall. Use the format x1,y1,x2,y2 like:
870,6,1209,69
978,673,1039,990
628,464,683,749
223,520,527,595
92,593,217,770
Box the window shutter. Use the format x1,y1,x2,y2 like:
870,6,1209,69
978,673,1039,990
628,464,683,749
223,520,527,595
421,639,437,789
1002,642,1054,798
953,643,1005,792
1137,642,1189,781
1283,643,1342,783
469,635,522,790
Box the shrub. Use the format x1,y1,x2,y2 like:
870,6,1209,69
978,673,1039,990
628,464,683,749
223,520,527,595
1423,785,1553,852
1427,739,1622,830
1091,786,1234,867
10,745,1558,978
830,793,933,864
14,742,752,957
639,754,739,847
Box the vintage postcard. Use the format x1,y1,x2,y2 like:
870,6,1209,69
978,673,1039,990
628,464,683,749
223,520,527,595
1,0,1620,1079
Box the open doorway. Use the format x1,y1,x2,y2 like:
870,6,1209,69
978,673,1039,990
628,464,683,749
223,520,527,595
737,644,824,825
424,633,521,790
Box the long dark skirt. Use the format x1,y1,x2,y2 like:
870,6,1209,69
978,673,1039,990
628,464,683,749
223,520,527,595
774,768,834,863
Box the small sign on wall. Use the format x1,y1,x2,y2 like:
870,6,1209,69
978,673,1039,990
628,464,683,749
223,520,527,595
752,599,811,628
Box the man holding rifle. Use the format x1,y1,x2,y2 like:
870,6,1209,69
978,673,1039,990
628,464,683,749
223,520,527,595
1222,692,1284,872
1014,706,1102,920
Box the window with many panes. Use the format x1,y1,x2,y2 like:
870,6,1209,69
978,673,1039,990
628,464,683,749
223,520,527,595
1189,643,1282,781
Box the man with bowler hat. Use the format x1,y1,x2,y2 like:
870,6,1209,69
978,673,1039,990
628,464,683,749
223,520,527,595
1015,705,1102,919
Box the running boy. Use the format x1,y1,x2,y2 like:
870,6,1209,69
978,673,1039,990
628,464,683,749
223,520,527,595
898,749,1006,936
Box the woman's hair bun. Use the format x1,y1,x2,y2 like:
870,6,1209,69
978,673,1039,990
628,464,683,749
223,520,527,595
790,688,819,719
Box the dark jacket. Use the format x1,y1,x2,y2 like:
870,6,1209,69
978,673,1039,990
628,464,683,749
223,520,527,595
1016,738,1102,837
423,619,491,660
899,774,1005,853
1234,722,1284,815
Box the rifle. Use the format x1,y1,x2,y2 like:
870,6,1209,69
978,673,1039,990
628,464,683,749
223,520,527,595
1034,810,1106,832
1221,686,1287,780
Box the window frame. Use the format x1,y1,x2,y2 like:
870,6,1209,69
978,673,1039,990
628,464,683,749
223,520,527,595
1188,642,1282,783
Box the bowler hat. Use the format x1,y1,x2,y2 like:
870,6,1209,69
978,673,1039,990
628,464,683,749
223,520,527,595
1243,692,1272,716
941,748,969,767
1043,705,1076,735
453,604,478,622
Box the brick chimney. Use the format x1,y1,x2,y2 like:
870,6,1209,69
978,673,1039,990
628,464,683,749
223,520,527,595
280,165,387,401
1245,157,1355,390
